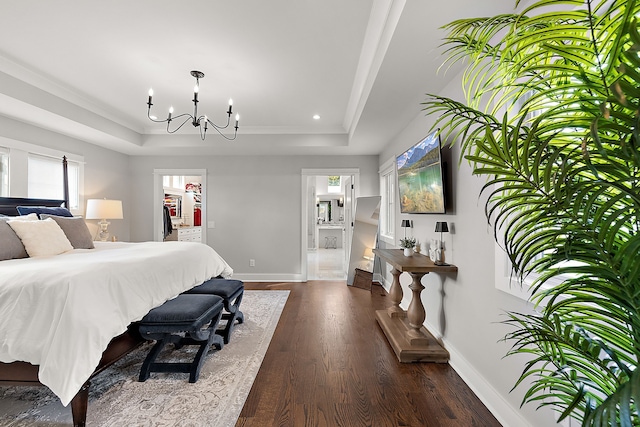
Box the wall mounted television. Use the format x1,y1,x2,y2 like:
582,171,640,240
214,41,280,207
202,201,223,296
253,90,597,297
396,129,445,214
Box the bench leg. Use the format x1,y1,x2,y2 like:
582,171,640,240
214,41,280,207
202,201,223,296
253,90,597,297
138,311,224,383
139,339,169,382
189,333,224,383
218,292,245,344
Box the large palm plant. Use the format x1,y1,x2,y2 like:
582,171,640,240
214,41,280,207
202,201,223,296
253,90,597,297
423,0,640,425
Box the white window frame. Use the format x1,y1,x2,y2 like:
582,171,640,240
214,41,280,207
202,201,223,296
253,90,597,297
0,146,8,197
0,137,84,216
379,157,395,244
27,153,82,213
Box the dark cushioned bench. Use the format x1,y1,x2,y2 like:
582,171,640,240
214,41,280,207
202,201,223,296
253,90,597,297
137,294,224,383
184,278,244,344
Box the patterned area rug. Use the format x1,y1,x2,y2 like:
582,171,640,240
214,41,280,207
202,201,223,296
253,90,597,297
0,290,289,427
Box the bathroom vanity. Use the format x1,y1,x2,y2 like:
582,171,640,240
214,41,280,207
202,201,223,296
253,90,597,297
317,224,345,248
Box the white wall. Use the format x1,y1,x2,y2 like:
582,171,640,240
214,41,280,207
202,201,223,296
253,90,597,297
0,116,131,241
129,155,379,280
378,77,558,426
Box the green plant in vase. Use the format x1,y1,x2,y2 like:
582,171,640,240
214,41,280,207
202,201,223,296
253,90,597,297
399,237,416,256
422,0,640,425
399,237,416,249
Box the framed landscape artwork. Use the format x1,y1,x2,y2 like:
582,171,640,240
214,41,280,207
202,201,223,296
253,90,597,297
396,130,446,214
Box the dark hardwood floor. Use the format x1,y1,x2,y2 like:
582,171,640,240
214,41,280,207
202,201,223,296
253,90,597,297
237,281,503,427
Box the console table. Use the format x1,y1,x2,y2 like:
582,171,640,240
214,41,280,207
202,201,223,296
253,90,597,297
373,248,457,363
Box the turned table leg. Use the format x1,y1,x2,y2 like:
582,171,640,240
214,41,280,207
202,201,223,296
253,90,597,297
386,267,406,318
406,272,429,344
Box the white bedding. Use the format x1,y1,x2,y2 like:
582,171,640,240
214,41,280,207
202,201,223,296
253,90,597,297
0,241,233,406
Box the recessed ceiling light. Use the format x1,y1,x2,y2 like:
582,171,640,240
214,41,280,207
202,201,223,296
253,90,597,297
313,114,320,120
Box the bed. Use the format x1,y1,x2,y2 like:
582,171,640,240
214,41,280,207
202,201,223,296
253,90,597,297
0,195,233,426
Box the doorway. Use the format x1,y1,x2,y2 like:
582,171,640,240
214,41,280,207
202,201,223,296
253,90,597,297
300,169,359,281
153,169,207,244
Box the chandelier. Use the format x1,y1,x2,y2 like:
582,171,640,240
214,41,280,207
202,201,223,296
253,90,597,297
147,70,239,140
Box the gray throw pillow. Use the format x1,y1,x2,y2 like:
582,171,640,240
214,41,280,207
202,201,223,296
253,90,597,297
40,214,95,249
0,218,28,260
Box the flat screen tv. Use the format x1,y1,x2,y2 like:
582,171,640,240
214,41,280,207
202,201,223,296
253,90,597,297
396,130,445,214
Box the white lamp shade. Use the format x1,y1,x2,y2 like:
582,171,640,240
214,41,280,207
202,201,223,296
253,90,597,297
86,199,123,220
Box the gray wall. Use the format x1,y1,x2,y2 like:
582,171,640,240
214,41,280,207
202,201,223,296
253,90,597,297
0,116,131,241
129,155,379,279
0,97,557,425
378,74,558,426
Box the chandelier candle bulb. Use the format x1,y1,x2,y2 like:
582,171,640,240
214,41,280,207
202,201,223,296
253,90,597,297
146,70,238,140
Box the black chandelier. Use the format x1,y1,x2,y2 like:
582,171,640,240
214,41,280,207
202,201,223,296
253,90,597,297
147,70,239,140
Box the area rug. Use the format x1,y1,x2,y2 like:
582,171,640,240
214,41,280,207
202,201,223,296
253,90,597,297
0,290,289,427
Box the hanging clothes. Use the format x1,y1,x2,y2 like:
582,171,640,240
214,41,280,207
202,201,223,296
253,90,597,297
163,205,173,239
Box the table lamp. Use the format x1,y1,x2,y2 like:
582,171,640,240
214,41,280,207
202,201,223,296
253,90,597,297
86,199,123,241
434,221,449,265
401,219,411,239
363,247,374,271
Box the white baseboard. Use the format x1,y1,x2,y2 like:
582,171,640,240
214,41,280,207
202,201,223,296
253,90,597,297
378,276,531,427
231,273,305,282
440,334,533,427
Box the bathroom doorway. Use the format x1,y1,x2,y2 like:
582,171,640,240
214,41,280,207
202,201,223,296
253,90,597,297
301,169,359,281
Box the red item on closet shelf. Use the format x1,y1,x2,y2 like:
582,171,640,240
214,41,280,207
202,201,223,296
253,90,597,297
194,207,201,226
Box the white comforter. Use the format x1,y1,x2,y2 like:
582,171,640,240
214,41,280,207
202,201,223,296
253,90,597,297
0,241,233,406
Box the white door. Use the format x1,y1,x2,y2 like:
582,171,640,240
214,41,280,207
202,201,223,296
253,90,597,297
343,176,354,267
308,182,316,249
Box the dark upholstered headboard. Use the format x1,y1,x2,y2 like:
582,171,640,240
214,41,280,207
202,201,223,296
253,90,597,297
0,197,67,217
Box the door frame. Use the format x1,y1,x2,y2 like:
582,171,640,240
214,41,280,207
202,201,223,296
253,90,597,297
300,168,359,281
153,169,207,244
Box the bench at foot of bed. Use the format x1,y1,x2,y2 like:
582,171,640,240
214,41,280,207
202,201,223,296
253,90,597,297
184,278,244,344
137,294,224,383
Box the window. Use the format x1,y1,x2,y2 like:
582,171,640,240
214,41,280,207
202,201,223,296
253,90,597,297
163,175,185,190
379,158,395,242
0,147,8,197
0,139,84,214
495,90,579,302
327,175,341,193
28,154,81,211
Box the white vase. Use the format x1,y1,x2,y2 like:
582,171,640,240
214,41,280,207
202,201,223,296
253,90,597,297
403,247,413,256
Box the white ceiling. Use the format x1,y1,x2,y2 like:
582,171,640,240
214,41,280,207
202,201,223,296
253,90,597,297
0,0,514,156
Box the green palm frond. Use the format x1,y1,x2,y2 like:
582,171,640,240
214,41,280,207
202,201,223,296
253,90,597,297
425,0,640,425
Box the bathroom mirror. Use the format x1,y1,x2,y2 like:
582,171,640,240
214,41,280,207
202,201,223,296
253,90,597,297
346,196,381,288
317,198,345,223
318,201,330,222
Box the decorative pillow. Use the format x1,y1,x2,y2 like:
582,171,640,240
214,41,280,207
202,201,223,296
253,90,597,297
0,218,28,260
8,213,39,221
16,206,73,218
7,218,74,257
40,214,94,249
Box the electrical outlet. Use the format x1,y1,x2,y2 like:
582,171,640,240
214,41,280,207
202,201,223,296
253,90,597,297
249,259,255,267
